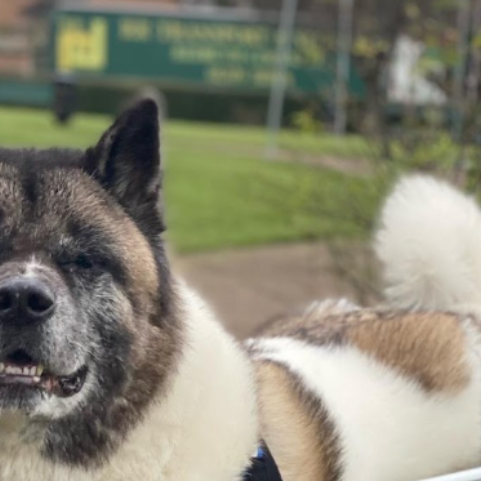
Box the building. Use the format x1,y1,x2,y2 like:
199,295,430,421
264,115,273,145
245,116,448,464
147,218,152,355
0,0,181,78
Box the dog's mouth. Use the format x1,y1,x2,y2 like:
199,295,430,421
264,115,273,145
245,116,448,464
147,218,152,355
0,350,88,398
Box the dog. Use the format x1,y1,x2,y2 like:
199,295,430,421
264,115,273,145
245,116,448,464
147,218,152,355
0,99,480,481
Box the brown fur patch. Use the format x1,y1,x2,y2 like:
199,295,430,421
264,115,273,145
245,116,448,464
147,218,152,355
256,361,341,481
63,171,182,435
62,171,160,307
348,312,470,393
260,307,471,394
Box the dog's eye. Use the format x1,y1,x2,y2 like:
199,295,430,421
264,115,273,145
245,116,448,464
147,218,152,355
57,254,95,271
74,255,94,270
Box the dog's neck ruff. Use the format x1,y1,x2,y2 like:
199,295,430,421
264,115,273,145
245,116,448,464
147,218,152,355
243,443,283,481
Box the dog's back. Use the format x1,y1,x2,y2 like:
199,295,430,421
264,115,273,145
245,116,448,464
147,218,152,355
249,301,481,481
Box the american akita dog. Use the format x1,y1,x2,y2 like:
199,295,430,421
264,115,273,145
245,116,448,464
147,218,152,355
0,100,480,481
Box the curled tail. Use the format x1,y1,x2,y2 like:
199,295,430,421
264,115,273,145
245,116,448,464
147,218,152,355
375,175,481,310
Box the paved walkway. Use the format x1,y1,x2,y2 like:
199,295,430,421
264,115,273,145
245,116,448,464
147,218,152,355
173,243,374,339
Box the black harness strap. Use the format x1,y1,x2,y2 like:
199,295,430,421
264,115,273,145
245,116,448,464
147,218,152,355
243,442,283,481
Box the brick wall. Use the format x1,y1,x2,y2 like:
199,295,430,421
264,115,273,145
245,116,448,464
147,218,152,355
0,0,38,30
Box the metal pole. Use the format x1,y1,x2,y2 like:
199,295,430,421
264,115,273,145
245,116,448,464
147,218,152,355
467,0,481,105
453,0,472,179
334,0,354,135
453,0,471,142
265,0,298,159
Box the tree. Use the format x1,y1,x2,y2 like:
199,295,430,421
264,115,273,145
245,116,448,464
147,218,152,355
350,0,459,138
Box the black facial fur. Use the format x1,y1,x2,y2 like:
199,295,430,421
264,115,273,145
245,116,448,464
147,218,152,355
0,100,181,468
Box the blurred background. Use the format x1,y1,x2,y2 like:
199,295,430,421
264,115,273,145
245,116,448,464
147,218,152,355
0,0,478,338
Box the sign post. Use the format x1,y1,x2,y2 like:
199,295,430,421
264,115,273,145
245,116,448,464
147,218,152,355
334,0,354,135
452,0,473,179
264,0,299,159
54,8,330,95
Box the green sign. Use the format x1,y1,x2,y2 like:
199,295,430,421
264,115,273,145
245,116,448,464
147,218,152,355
54,7,364,96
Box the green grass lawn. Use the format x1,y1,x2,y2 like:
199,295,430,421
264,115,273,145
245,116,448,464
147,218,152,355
0,106,379,253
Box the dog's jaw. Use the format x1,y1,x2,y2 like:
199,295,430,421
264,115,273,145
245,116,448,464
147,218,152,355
0,282,259,481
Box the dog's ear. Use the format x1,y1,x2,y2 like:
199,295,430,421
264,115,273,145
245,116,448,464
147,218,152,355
84,99,164,236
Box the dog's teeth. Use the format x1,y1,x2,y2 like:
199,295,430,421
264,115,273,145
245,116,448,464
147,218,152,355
36,365,44,376
0,363,4,373
30,366,36,376
23,367,30,376
6,366,22,375
33,376,40,383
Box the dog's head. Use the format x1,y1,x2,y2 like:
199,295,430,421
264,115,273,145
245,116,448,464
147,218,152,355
0,100,180,467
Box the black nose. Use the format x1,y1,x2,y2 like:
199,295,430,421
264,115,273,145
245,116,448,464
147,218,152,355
0,277,55,326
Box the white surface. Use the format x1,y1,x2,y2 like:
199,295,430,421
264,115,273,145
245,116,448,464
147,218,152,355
418,467,481,481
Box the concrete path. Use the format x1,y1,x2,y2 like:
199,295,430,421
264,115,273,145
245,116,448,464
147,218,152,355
173,243,373,339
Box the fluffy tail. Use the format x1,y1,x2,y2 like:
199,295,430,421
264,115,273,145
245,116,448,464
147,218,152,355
375,175,481,311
